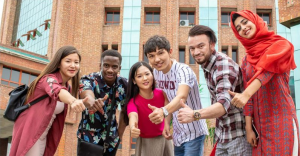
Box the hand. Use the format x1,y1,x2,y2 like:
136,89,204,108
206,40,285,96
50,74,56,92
177,99,194,123
246,128,258,147
148,104,164,124
228,90,250,108
71,97,87,113
130,122,140,138
162,122,173,140
93,98,105,115
82,95,95,109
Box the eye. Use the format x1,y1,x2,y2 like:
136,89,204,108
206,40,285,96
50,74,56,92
148,55,153,58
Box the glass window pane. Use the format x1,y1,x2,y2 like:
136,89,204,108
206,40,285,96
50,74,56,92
188,14,195,24
10,83,19,87
21,72,30,84
189,52,195,64
153,12,160,22
113,12,120,22
2,67,11,80
221,13,229,23
144,54,149,63
180,12,187,20
222,50,227,54
145,13,152,22
118,143,122,149
179,50,185,63
1,80,8,85
30,75,37,83
106,12,113,21
262,15,270,24
232,51,237,62
11,69,20,82
131,144,136,149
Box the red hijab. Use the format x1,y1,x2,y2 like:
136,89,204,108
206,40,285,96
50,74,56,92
230,10,296,86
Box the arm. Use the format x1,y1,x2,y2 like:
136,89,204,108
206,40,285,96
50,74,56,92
118,110,127,139
245,116,257,147
128,112,140,138
162,91,173,139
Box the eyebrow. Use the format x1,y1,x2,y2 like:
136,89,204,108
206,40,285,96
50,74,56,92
189,42,204,48
235,18,247,30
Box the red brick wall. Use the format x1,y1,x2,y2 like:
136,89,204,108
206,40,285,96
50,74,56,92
278,0,300,27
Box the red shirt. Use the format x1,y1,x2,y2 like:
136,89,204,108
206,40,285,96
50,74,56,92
127,88,165,138
10,71,69,156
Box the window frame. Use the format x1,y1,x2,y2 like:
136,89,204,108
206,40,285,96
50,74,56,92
232,48,238,64
105,11,120,25
1,66,38,87
221,11,231,26
179,11,196,26
257,12,271,26
145,11,160,24
179,48,186,63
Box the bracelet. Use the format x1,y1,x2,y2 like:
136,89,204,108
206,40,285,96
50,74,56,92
70,99,76,105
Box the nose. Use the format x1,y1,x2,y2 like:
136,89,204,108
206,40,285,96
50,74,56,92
154,56,160,63
143,75,147,80
70,62,75,67
107,67,113,73
194,48,201,55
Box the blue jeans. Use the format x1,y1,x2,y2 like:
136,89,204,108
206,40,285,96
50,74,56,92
174,135,205,156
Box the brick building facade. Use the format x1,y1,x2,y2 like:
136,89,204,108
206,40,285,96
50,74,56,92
0,0,298,156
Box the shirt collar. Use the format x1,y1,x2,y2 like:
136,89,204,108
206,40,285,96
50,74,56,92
201,50,217,72
98,72,121,89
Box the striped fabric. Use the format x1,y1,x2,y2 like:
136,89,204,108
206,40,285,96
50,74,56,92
153,60,208,146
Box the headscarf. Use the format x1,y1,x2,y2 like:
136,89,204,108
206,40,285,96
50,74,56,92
230,10,296,86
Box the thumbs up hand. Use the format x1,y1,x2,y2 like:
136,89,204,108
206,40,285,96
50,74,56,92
130,122,140,138
228,90,249,108
148,104,164,124
177,99,194,123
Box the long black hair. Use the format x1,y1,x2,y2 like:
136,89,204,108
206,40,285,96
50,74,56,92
123,61,156,125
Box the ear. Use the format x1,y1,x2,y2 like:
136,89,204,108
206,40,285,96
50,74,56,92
210,42,216,51
169,49,173,54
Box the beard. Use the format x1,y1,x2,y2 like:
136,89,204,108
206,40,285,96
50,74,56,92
194,48,212,65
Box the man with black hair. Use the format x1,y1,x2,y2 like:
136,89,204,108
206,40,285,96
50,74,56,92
177,25,251,155
145,35,208,156
77,50,127,156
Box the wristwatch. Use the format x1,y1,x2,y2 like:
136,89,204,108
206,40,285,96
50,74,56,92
161,107,169,118
194,111,201,121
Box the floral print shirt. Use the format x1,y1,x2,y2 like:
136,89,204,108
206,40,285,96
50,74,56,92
77,72,127,153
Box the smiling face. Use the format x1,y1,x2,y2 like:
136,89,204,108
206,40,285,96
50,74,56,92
234,16,257,39
133,65,154,92
147,48,172,74
101,56,121,86
59,53,80,82
188,34,215,65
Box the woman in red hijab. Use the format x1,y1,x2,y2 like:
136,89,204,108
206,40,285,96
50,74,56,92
229,10,299,155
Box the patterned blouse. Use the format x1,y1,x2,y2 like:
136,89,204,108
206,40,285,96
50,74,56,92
77,72,127,153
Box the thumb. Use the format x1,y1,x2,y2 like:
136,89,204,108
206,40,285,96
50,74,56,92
148,104,156,111
228,90,236,96
135,122,138,128
82,97,89,103
180,99,188,108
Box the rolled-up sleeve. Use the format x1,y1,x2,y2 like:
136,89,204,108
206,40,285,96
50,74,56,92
39,75,68,101
214,65,240,113
79,75,95,94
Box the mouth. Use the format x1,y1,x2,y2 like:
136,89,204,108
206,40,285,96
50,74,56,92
244,29,250,35
68,70,76,74
155,62,164,68
106,75,114,79
142,82,149,86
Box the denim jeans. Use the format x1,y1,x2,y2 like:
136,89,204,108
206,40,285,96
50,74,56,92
174,135,205,156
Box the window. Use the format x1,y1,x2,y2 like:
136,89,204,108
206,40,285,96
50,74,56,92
145,9,160,24
112,44,118,51
105,8,120,25
1,66,37,87
222,48,228,55
131,137,137,149
257,9,272,26
179,11,195,26
289,75,295,104
232,48,238,63
179,47,185,63
221,12,231,26
102,44,108,52
189,52,195,64
221,8,237,27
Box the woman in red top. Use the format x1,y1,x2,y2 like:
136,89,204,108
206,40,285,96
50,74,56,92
10,46,86,156
228,10,299,155
123,61,174,156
